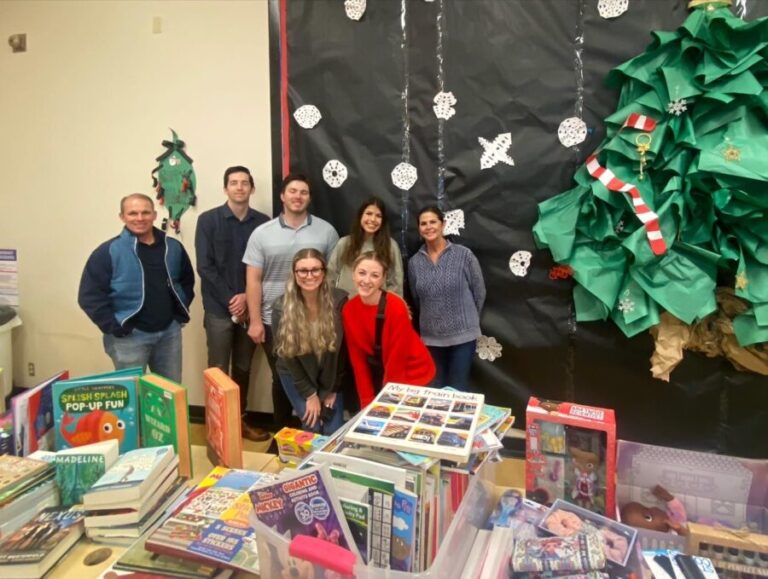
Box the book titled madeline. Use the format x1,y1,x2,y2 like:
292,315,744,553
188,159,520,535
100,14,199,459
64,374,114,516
344,383,485,463
53,369,142,454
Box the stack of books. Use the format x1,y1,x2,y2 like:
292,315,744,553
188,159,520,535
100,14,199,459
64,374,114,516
82,445,185,544
0,455,58,540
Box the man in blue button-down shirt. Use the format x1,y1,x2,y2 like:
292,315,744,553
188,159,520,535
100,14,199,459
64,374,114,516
195,166,270,441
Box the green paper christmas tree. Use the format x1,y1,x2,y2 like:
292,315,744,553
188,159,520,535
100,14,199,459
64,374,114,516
151,129,196,233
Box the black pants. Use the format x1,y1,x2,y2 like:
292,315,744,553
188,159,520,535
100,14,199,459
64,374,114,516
263,324,295,429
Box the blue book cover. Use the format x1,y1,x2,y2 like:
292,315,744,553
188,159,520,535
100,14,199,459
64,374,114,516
391,488,418,572
53,374,139,453
89,445,173,492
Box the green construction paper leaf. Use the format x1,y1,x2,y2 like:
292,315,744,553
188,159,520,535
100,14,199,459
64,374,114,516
733,310,768,347
573,284,609,322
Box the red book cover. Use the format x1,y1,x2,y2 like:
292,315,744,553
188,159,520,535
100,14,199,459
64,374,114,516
203,368,242,469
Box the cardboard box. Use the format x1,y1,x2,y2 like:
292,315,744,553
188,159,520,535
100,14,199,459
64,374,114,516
688,521,768,577
525,398,616,517
274,427,328,466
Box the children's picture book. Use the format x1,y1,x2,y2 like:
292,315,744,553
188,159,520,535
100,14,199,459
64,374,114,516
203,368,242,469
147,468,276,574
0,454,52,494
34,439,120,506
345,383,485,463
10,370,68,457
248,465,360,558
139,373,192,477
0,506,85,577
84,445,177,507
391,488,418,572
53,370,141,454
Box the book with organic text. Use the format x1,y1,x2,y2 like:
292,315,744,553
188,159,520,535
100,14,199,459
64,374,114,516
139,373,192,477
53,370,141,454
84,445,177,507
10,370,68,457
0,506,84,577
203,368,242,469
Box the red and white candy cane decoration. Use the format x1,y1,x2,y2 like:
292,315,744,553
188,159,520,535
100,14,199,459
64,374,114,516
585,113,667,256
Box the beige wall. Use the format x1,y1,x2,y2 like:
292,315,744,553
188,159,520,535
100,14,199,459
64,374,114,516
0,0,274,408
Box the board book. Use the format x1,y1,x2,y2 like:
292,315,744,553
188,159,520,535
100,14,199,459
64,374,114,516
139,373,192,477
52,370,141,454
10,370,68,457
203,368,242,469
344,383,485,463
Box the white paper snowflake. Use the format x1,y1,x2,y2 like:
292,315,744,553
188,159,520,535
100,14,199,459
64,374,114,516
322,160,348,188
598,0,629,19
443,209,465,236
557,117,588,148
479,132,515,170
433,91,457,120
344,0,366,21
617,292,635,314
293,105,322,129
509,250,532,277
391,162,418,191
476,335,503,362
667,98,688,116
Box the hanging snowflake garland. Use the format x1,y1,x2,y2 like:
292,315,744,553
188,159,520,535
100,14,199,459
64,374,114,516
433,91,457,120
443,209,465,236
597,0,629,19
479,132,514,169
509,250,532,277
391,162,418,190
323,160,348,188
293,105,322,129
557,117,588,147
344,0,366,21
476,335,503,362
667,98,688,116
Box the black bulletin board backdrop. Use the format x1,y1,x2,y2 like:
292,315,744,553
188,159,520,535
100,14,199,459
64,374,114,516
269,0,768,457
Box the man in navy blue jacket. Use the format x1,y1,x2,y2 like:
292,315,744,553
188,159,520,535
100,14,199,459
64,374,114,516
78,193,195,382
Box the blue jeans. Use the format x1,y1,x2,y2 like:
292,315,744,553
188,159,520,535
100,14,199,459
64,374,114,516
428,340,476,391
103,321,182,382
278,372,344,435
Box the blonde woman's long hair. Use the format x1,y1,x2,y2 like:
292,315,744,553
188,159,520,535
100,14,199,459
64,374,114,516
275,248,338,359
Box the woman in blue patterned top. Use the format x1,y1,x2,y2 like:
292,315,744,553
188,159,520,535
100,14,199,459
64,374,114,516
408,206,486,391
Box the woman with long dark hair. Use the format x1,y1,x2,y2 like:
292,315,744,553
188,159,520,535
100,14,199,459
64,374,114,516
328,197,403,295
272,248,347,433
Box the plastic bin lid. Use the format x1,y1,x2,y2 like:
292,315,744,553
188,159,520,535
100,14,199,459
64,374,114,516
0,306,19,327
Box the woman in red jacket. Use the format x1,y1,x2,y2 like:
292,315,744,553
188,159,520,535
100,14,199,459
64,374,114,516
342,251,435,407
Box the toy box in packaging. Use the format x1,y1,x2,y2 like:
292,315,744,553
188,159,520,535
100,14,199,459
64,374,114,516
274,427,328,466
525,397,616,517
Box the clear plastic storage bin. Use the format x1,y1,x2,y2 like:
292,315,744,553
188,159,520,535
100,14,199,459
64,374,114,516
253,463,500,578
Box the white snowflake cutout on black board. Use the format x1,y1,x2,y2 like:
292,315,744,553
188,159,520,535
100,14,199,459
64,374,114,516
433,91,457,120
509,250,532,277
598,0,629,19
391,162,418,191
293,105,322,129
476,335,503,362
344,0,366,21
443,209,465,236
558,117,588,147
323,160,348,188
479,133,514,170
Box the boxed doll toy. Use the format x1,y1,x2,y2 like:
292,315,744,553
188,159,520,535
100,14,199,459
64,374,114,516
525,397,616,517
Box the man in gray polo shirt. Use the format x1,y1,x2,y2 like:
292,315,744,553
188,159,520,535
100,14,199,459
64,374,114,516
243,172,339,430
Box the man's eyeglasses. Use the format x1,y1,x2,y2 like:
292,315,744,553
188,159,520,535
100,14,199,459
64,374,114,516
295,267,325,278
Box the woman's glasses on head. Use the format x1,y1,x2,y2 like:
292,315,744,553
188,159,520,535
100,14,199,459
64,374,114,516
295,267,325,278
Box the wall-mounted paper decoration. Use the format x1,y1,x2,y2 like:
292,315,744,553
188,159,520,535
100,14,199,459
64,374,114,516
151,129,196,233
293,104,322,129
479,132,514,169
598,0,629,19
433,91,457,120
323,160,348,188
509,250,532,277
345,0,366,21
476,335,503,362
391,162,418,190
557,117,588,147
443,209,465,236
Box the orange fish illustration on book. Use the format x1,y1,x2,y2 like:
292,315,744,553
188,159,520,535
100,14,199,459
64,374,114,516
60,409,125,447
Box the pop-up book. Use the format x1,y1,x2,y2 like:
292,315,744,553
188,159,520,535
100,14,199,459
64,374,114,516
525,397,616,517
